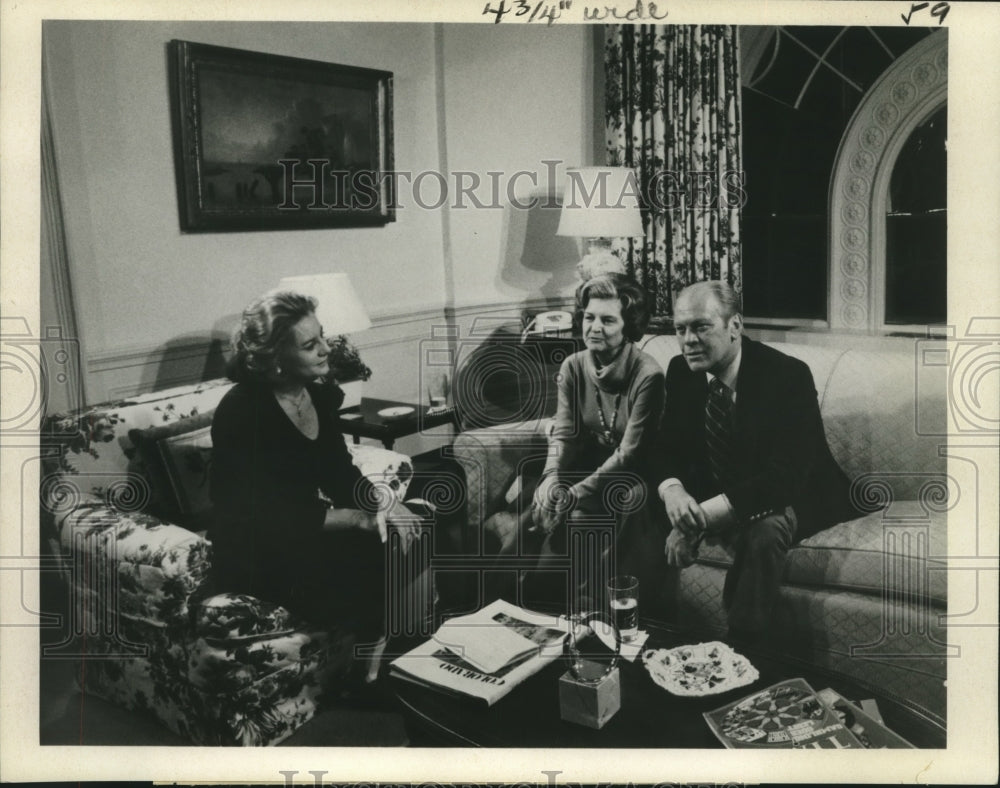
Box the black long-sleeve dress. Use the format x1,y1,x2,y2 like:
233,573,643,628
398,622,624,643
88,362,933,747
209,380,384,636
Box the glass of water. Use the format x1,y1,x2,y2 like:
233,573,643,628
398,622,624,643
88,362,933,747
565,610,620,684
608,574,639,642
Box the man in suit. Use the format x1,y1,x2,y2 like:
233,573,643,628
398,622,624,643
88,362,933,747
656,281,856,639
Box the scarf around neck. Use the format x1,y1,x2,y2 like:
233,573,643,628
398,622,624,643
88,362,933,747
584,341,636,393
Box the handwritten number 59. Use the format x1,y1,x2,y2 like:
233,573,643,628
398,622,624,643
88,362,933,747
902,2,950,25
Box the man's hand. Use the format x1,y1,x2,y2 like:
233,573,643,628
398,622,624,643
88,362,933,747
659,483,708,541
664,528,697,568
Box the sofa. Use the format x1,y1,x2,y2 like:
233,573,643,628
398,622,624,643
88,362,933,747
40,378,415,746
452,336,950,728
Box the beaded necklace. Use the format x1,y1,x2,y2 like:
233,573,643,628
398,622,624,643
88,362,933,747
594,385,622,446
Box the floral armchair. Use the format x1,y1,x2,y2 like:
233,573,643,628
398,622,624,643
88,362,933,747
41,378,414,746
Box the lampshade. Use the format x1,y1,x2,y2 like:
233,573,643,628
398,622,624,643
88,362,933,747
556,167,644,238
276,273,372,335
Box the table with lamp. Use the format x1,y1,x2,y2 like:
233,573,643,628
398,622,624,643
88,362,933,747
275,272,456,449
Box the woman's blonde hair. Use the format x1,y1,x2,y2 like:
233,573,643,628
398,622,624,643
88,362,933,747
228,290,317,383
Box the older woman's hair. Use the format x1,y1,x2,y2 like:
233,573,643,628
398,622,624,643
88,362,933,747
576,273,650,342
228,290,317,383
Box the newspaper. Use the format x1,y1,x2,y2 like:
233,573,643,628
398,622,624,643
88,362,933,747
389,599,568,706
703,678,865,748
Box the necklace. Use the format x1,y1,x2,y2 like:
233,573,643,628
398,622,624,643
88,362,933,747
277,388,309,419
594,385,622,446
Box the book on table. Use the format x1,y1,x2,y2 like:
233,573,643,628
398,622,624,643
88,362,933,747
389,599,569,706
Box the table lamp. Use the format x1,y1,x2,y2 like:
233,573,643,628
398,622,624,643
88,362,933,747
556,167,644,282
276,272,372,336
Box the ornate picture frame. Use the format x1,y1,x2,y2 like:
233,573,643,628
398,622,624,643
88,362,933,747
169,39,394,232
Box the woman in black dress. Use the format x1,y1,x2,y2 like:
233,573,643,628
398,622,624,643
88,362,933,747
209,290,418,686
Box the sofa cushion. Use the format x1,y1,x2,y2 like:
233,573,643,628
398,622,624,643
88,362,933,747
193,593,295,641
786,505,947,605
186,626,349,694
129,412,215,528
819,348,947,498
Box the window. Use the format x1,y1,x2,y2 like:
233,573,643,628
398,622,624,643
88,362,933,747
885,106,947,326
739,26,938,327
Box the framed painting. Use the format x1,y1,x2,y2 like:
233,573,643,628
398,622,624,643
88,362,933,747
169,39,394,232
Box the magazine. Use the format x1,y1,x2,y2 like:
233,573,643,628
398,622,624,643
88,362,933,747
817,687,915,748
703,678,865,748
389,599,569,706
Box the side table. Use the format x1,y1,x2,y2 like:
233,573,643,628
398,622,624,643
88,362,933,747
336,397,455,450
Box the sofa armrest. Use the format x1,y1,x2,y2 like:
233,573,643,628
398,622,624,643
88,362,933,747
451,420,551,541
53,494,212,628
347,443,413,502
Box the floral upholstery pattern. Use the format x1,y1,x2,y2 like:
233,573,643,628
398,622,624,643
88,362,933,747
44,377,415,745
193,593,295,641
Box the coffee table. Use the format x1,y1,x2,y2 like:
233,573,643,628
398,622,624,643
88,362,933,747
390,617,946,748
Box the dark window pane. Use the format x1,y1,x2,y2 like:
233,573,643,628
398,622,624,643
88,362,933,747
782,26,842,56
751,31,815,108
871,26,934,60
885,105,947,325
889,106,947,213
823,27,895,93
743,215,827,320
885,213,947,324
795,62,861,119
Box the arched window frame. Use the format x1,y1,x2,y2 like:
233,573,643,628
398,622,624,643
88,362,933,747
828,31,948,334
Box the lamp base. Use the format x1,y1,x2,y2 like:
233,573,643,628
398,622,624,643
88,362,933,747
576,249,626,282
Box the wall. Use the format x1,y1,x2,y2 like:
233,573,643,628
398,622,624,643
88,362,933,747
439,23,596,313
43,20,597,457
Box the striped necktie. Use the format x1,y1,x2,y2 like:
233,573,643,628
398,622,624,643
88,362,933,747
705,377,736,492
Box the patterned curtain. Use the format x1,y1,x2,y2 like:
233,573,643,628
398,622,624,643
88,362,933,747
605,25,743,319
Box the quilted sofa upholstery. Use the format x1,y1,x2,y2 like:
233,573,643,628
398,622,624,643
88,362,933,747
452,337,950,727
41,378,413,745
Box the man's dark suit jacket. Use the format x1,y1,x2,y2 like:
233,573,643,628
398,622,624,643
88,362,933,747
657,336,857,541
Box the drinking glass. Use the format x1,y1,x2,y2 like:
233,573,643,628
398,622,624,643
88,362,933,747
427,372,449,411
608,574,639,642
565,611,620,684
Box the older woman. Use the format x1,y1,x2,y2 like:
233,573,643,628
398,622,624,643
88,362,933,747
526,273,666,605
209,290,417,690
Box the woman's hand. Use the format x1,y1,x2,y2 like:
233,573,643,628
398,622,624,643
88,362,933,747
323,507,380,534
531,500,565,535
531,474,574,536
384,501,423,550
532,474,559,513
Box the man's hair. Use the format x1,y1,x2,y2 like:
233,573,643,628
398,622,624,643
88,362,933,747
228,290,317,383
576,273,650,342
678,280,743,321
